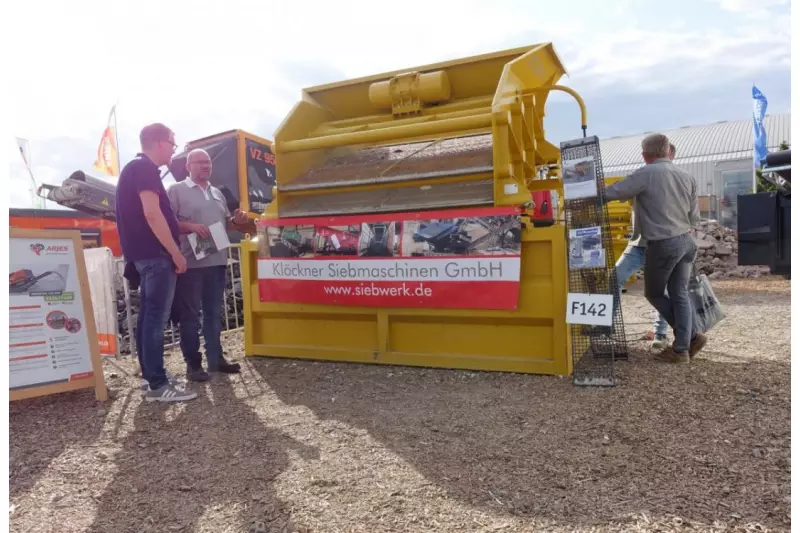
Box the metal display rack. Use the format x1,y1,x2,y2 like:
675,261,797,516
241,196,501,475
560,135,628,387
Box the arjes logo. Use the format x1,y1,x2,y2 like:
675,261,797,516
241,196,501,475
30,243,69,255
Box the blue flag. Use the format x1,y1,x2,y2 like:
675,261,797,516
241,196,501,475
752,85,768,168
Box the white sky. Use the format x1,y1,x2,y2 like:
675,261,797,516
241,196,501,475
3,0,794,209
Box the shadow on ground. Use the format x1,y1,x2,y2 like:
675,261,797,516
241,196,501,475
10,389,110,502
80,374,318,533
250,347,790,530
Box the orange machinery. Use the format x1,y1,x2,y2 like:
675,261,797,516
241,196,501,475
9,208,122,256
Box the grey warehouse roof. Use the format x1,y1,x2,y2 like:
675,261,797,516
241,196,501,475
600,112,791,175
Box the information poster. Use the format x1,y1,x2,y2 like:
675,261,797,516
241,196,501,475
568,226,606,269
256,207,523,310
562,156,598,200
9,229,107,400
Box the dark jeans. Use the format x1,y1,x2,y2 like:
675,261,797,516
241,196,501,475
134,257,177,390
643,233,698,353
174,266,227,370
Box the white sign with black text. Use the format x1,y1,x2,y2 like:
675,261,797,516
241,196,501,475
566,293,614,326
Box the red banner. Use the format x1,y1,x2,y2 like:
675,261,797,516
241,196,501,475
257,207,522,310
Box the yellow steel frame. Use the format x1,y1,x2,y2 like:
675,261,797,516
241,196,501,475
241,222,571,375
241,44,632,376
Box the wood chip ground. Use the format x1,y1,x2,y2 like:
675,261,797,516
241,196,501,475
9,278,790,533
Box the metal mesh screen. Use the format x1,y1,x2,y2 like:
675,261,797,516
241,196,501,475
560,135,628,387
283,134,494,191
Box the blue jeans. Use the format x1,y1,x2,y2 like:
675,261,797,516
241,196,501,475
614,245,669,337
644,233,698,353
174,266,227,370
134,257,177,390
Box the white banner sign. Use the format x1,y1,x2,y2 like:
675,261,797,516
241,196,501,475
84,247,117,356
566,293,614,326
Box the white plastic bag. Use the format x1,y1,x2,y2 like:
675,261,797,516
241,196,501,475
689,267,726,333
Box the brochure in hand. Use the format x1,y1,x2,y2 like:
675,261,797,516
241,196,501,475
187,221,230,260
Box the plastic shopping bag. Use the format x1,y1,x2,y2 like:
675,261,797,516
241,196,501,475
689,268,726,333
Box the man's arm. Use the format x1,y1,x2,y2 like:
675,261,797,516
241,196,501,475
221,195,256,234
604,168,651,202
140,191,184,259
136,168,186,273
176,219,211,238
227,212,257,234
688,178,701,227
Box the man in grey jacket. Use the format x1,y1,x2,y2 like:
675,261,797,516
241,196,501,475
605,134,707,363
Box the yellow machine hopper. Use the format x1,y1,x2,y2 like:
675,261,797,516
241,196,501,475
267,43,585,219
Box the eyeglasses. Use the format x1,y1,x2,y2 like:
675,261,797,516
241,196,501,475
161,139,178,151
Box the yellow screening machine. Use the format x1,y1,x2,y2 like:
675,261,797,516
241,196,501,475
240,43,629,376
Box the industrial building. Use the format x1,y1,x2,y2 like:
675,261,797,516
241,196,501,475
600,112,791,229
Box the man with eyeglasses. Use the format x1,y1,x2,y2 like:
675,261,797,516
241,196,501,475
116,123,197,402
168,148,253,381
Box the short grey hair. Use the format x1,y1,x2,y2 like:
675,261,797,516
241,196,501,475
186,148,210,164
139,123,173,149
641,133,670,158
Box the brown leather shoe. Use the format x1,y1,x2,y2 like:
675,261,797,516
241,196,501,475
689,333,708,359
654,346,690,363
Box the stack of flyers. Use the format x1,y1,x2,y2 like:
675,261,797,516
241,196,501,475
569,226,606,269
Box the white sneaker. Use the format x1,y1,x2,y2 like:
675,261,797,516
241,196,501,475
145,384,198,403
650,335,669,352
139,370,177,392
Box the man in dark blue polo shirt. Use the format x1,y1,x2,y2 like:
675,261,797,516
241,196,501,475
116,123,196,403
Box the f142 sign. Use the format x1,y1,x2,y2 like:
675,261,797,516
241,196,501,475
256,207,522,310
566,293,614,326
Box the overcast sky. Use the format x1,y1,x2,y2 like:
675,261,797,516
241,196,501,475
6,0,791,209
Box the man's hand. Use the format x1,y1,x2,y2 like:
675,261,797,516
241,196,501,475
171,251,188,274
232,209,249,225
190,223,211,238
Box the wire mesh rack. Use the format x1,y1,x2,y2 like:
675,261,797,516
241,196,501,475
560,135,628,387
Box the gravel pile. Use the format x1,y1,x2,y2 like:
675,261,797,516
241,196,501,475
629,219,770,281
9,278,791,533
693,220,770,279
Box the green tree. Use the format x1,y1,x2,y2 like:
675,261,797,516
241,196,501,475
757,140,790,192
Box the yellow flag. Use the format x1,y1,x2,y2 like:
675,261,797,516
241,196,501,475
93,106,120,176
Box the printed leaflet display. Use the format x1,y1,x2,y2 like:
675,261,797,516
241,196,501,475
257,207,522,310
9,237,96,390
568,226,606,269
562,156,598,200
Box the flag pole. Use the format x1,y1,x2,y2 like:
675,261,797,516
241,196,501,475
752,82,758,194
112,102,121,176
16,138,41,208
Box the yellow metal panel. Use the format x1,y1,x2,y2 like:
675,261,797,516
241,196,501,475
242,224,570,376
273,43,571,219
280,113,493,153
236,132,248,214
